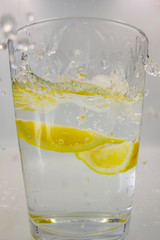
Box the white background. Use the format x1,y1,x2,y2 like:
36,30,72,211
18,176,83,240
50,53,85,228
0,1,160,240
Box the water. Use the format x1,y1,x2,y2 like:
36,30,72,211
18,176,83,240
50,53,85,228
13,72,143,239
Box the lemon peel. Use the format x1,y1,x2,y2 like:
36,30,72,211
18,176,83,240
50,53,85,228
75,141,139,174
16,119,124,153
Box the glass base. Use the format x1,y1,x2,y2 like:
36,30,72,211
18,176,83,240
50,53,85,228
30,216,130,240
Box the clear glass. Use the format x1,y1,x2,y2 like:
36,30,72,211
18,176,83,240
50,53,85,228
8,17,148,240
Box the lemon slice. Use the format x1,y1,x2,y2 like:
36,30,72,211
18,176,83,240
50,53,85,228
75,141,139,174
16,119,124,153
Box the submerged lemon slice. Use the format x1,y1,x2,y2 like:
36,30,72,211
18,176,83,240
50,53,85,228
16,119,124,153
75,141,139,174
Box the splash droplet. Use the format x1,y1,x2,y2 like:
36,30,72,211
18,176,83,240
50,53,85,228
143,160,149,165
0,14,16,34
26,12,35,23
1,91,6,95
101,59,108,70
84,177,89,183
144,58,160,77
2,146,5,151
0,41,7,50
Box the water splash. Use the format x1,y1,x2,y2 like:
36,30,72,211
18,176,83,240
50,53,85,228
144,58,160,77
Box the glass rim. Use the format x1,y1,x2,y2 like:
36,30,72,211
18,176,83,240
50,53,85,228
13,16,149,44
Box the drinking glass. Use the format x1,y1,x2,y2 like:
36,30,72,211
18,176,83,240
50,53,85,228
8,17,148,240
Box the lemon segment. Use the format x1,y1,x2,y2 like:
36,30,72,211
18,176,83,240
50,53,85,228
75,141,139,174
16,119,125,153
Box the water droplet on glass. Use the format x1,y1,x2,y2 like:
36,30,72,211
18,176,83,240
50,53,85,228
2,146,5,151
0,41,7,50
26,12,35,23
0,14,16,34
1,91,6,95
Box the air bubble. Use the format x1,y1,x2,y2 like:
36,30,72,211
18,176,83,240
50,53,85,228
26,12,35,23
83,106,88,113
47,49,56,56
73,49,82,56
0,41,7,50
35,49,44,60
0,14,16,34
58,139,64,145
17,71,29,83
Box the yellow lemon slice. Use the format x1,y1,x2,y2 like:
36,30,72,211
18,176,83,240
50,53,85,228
16,119,124,153
75,141,139,174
